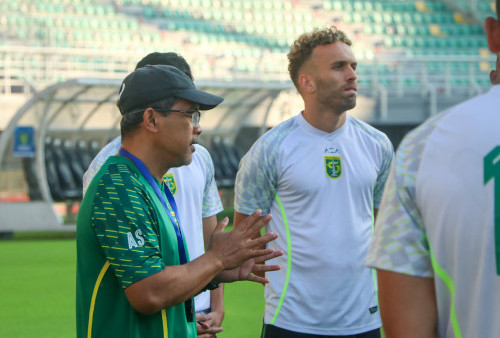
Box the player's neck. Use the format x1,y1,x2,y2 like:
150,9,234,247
302,108,346,133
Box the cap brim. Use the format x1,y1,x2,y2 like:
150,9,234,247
177,88,224,110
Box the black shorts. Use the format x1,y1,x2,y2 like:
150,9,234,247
261,324,381,338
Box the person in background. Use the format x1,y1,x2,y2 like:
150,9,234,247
82,52,225,337
234,26,393,337
366,2,500,337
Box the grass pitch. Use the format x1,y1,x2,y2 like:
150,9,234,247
0,237,265,337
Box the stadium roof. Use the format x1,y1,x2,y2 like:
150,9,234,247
1,77,297,134
0,77,299,231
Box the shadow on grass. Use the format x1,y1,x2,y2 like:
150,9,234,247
0,230,76,241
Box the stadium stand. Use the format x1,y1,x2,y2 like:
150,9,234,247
0,0,497,228
0,0,495,91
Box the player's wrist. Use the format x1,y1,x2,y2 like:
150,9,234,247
202,280,222,292
203,249,226,272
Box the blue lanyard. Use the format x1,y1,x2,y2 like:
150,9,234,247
119,148,188,265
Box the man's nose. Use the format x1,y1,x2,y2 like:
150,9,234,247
193,125,202,136
346,65,357,81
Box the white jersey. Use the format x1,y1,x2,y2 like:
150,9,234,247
83,136,223,313
367,85,500,338
235,113,393,335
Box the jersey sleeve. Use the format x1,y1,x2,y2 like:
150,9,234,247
82,136,122,195
366,126,433,277
373,134,394,209
234,134,279,216
197,145,223,218
91,163,165,288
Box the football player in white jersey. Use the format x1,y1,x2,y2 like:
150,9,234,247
366,2,500,337
234,26,393,337
82,52,228,337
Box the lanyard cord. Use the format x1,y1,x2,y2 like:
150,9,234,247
119,148,187,264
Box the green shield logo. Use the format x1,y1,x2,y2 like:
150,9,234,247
325,156,342,179
163,173,177,195
20,132,29,145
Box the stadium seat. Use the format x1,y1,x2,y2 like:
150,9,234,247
49,138,82,200
22,158,43,201
208,136,243,189
75,140,94,172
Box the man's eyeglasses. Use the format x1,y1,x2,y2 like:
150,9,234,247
154,109,201,127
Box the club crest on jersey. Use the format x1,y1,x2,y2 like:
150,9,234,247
325,156,342,179
163,173,177,196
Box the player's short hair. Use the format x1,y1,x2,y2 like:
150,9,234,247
135,52,194,80
287,26,352,90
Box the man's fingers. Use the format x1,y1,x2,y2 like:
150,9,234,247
238,210,271,234
253,250,284,264
246,248,282,261
196,314,211,323
198,334,217,338
252,263,281,273
197,326,224,334
250,232,278,248
247,213,272,235
238,210,262,230
215,217,229,232
246,273,270,284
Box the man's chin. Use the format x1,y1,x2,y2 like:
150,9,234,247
184,153,193,166
340,100,356,113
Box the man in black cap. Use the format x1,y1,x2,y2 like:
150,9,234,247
82,52,228,337
76,65,283,338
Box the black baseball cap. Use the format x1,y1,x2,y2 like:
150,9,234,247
117,64,223,114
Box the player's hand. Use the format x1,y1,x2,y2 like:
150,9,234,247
238,250,283,284
196,311,224,338
207,210,278,270
214,247,283,284
196,317,223,338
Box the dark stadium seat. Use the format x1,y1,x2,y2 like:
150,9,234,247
208,137,243,189
61,139,86,188
75,140,94,172
44,137,64,201
88,140,101,159
22,157,42,201
45,137,82,201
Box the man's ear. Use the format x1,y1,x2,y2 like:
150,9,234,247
143,108,158,132
490,68,499,84
299,74,316,93
485,16,500,53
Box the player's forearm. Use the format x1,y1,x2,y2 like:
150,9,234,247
209,284,225,319
202,215,218,249
125,250,225,315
